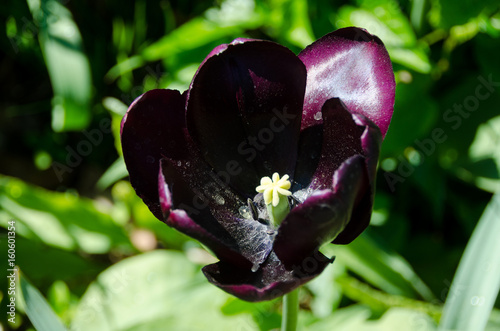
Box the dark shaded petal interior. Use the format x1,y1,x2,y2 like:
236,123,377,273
275,155,366,267
121,89,186,220
299,98,364,191
158,149,274,269
333,114,382,244
187,39,306,197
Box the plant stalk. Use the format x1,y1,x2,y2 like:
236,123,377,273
281,288,299,331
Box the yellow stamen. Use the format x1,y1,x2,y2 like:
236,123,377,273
256,173,292,207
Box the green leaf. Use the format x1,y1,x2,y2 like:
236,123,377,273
431,0,499,29
26,0,92,132
306,259,345,317
306,304,436,331
96,157,128,190
438,192,500,331
0,175,131,254
142,0,262,62
333,233,435,300
19,272,68,331
382,74,440,157
264,0,315,48
0,235,103,286
71,250,258,331
111,180,189,249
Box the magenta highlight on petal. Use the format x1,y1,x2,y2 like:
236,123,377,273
121,27,395,302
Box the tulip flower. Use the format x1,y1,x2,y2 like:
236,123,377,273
121,27,395,302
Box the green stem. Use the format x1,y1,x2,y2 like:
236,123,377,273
281,288,299,331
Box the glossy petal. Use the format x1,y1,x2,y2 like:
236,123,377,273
121,89,186,220
202,251,332,302
294,98,364,191
333,114,382,244
187,39,306,197
299,27,395,137
274,155,367,268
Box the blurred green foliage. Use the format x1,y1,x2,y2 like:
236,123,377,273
1,0,500,330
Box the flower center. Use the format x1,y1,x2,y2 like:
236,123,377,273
256,173,292,226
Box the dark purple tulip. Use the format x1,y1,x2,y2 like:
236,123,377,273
121,27,395,302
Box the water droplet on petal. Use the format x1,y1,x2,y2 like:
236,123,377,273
238,205,251,219
251,263,259,272
177,161,182,166
314,111,322,121
214,195,225,205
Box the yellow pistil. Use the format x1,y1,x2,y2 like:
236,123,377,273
256,173,292,226
256,173,292,207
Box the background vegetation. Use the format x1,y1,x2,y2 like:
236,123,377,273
1,0,500,330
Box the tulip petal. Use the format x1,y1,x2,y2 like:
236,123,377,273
187,39,306,197
294,98,364,191
299,27,395,137
202,251,332,302
121,89,186,220
275,155,367,268
158,155,274,269
333,114,382,244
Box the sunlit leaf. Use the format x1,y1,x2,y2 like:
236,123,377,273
96,157,128,190
306,304,436,331
26,0,92,132
71,250,258,331
0,176,131,254
438,192,500,331
142,0,262,62
264,0,315,48
19,272,68,331
333,233,435,301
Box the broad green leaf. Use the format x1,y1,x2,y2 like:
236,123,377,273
0,176,131,254
438,192,500,331
71,250,257,331
26,0,92,132
333,233,435,301
19,272,68,331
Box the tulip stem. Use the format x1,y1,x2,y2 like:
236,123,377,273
281,288,299,331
